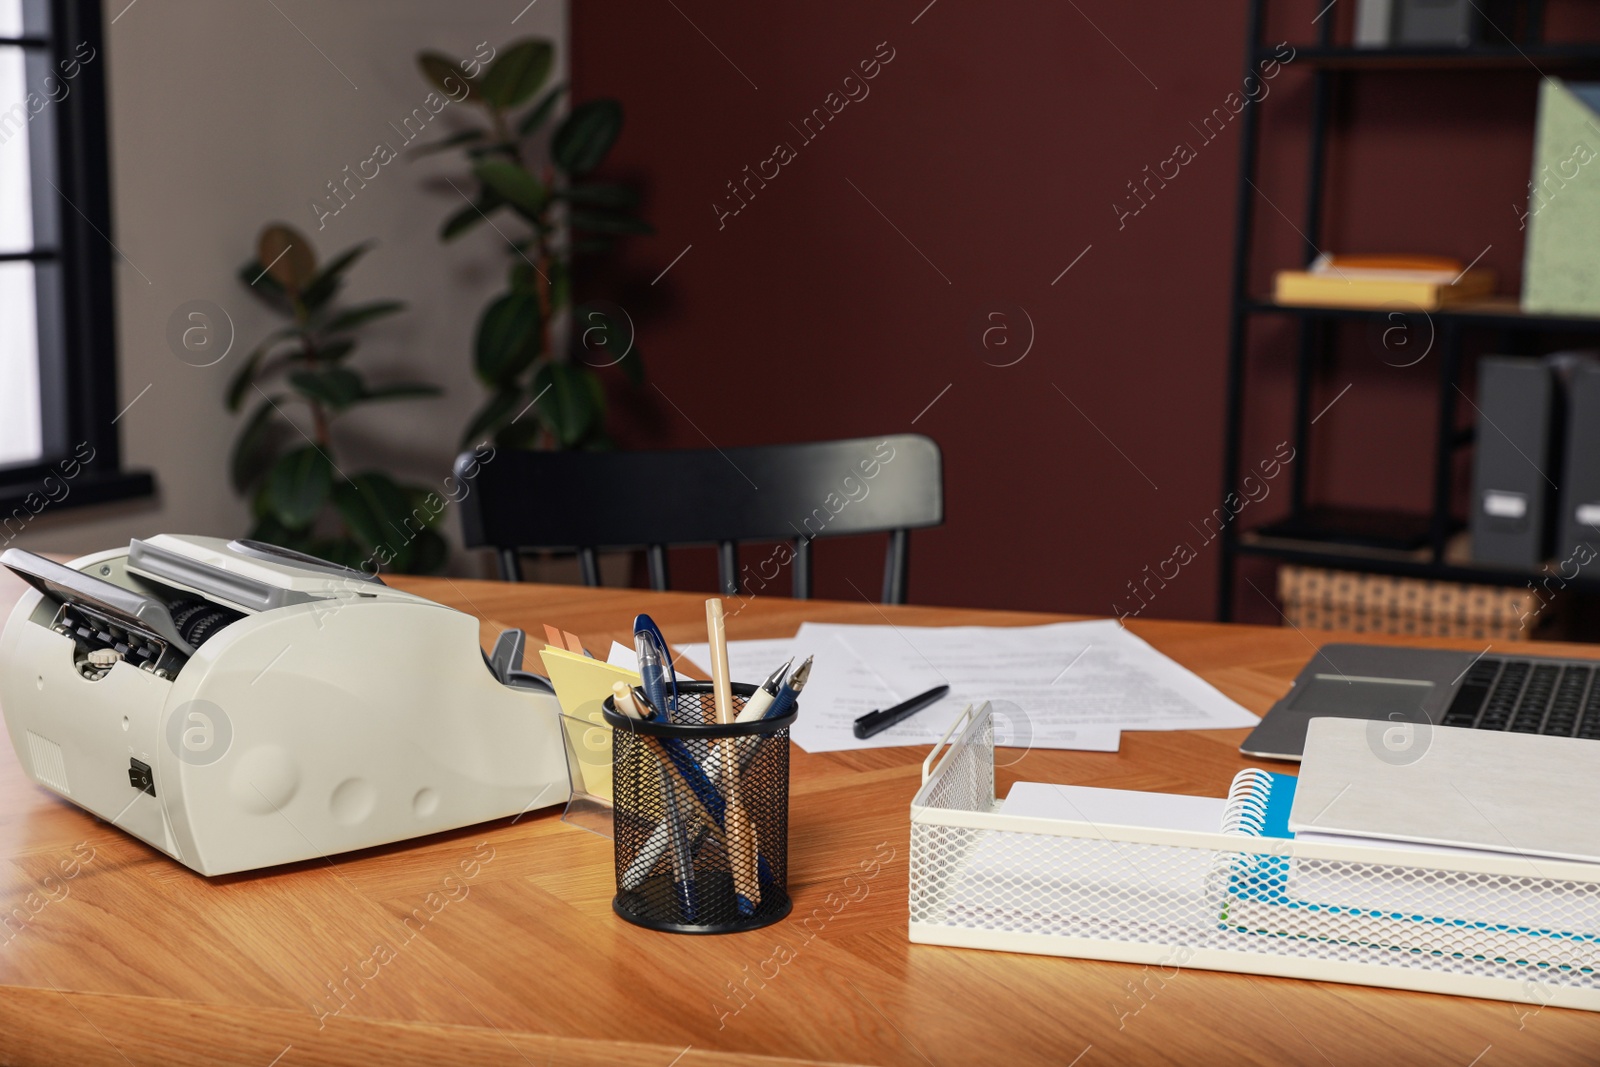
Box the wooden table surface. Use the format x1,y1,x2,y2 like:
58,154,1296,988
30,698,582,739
2,566,1598,1067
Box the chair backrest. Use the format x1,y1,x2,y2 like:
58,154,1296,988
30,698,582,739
455,434,943,603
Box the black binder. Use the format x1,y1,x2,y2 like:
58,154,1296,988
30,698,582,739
1556,361,1600,574
1469,357,1558,568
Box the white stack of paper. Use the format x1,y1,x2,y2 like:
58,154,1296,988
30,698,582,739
678,619,1257,753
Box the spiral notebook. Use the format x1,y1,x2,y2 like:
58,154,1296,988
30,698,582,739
1217,769,1597,969
942,770,1294,929
944,770,1595,972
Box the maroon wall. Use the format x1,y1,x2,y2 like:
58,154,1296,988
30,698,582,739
569,0,1598,621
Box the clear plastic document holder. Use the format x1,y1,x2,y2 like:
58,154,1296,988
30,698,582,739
560,710,614,838
910,703,1600,1012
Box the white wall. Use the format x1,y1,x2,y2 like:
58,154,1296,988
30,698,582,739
13,0,567,574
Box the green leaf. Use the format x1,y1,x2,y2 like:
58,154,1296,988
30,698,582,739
472,159,547,221
404,485,446,529
300,243,371,313
239,259,288,302
441,201,489,240
417,51,481,102
316,339,356,363
305,538,369,570
474,291,542,387
558,182,639,210
265,446,334,529
226,349,267,414
247,510,294,546
322,300,406,335
461,389,522,448
225,328,302,412
479,39,554,109
518,82,565,136
405,528,449,574
552,98,623,176
250,482,275,521
332,472,446,573
333,471,413,552
290,367,366,410
230,398,282,493
362,383,441,402
411,127,488,156
508,259,539,293
567,208,653,235
533,360,600,447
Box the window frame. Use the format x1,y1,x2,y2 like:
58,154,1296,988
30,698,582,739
0,0,152,520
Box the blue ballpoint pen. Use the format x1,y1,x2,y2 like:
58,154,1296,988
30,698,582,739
633,614,678,718
634,629,674,722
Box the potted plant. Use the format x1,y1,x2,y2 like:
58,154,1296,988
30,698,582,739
228,223,447,573
415,38,651,450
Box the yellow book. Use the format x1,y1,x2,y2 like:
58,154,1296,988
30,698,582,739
539,646,640,804
1274,269,1494,311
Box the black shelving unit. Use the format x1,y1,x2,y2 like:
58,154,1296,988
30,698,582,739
1216,0,1600,620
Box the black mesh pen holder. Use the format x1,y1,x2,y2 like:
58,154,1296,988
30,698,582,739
603,681,794,934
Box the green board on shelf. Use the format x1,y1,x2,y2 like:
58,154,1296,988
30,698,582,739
1522,78,1600,316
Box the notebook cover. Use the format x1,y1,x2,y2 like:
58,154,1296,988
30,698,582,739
1290,717,1600,864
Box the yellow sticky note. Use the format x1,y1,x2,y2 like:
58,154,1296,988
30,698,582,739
539,646,639,804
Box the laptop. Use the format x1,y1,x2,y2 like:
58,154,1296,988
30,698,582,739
1240,642,1600,760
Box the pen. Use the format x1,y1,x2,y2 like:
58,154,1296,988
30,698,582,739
852,684,951,740
634,620,676,723
633,614,677,714
765,655,812,719
706,598,760,915
735,657,792,723
612,681,698,921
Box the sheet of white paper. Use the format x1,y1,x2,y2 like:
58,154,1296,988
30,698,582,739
682,619,1253,753
607,640,691,679
1001,781,1226,833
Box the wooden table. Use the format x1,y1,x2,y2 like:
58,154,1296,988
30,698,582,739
1,569,1597,1066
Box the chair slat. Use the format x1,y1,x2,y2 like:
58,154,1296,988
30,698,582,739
716,541,739,596
792,537,812,600
578,548,601,587
646,544,670,591
883,529,910,605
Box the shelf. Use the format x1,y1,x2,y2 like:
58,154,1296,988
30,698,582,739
1242,297,1600,331
1259,44,1600,70
1253,506,1438,552
1235,533,1600,591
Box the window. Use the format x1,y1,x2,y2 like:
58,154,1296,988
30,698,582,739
0,0,149,525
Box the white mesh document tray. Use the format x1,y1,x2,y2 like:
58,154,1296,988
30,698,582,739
909,704,1600,1012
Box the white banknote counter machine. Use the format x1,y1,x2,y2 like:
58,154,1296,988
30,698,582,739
0,535,572,875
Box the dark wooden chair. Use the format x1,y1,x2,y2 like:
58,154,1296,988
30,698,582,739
454,434,942,603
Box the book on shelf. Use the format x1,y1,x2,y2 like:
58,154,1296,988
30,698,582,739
1274,253,1494,311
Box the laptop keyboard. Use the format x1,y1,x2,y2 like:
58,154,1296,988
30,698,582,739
1441,657,1600,739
